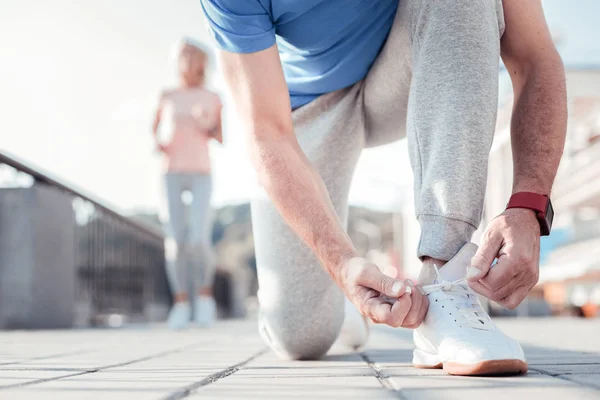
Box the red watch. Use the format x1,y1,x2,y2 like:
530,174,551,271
506,192,554,236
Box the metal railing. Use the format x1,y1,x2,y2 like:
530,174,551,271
0,151,171,325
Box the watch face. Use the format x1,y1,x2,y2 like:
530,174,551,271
545,199,554,232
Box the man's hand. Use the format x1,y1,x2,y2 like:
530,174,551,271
339,257,429,328
468,208,540,309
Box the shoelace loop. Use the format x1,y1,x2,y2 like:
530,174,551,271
422,266,492,330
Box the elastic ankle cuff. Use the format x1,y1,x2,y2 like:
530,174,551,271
417,214,477,261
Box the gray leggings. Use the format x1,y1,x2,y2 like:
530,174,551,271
164,173,214,294
254,0,505,360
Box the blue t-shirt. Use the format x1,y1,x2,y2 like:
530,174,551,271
201,0,398,109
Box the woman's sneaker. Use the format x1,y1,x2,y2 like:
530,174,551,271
413,243,527,376
194,296,217,327
167,302,191,330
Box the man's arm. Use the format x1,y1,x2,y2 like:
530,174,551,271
218,45,425,326
219,45,356,273
502,0,567,194
469,0,567,309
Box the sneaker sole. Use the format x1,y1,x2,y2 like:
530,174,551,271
445,359,528,376
414,360,527,376
413,362,443,369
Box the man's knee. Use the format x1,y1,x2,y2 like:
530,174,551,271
259,310,343,360
419,0,504,36
258,290,344,360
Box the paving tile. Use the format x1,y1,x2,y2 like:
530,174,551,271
7,387,167,400
559,374,600,389
400,385,600,400
532,364,600,375
194,375,397,399
235,345,373,378
378,370,600,399
0,370,76,388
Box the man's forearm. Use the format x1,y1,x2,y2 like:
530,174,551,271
511,58,567,195
250,136,357,276
218,45,356,277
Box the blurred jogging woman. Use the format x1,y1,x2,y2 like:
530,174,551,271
152,37,223,329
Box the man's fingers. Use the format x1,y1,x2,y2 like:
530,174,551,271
478,256,518,292
489,280,520,302
498,284,533,310
470,278,519,304
474,244,538,301
386,294,412,327
417,293,430,324
401,282,423,327
468,280,494,299
404,291,430,329
471,275,533,309
357,264,410,298
363,297,393,323
481,265,531,301
469,229,503,281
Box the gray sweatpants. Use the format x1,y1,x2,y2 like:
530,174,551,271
253,0,505,359
164,173,215,294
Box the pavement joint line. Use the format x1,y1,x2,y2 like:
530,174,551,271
528,367,600,391
358,351,408,400
0,341,204,390
160,348,269,400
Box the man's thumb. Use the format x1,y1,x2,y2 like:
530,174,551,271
361,266,411,297
468,235,500,281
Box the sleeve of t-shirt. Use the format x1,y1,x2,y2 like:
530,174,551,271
200,0,275,54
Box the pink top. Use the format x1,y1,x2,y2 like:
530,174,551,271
160,87,221,174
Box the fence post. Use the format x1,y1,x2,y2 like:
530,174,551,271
0,184,75,329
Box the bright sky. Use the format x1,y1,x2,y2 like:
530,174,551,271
1,0,599,214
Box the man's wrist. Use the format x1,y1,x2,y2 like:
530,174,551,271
326,248,360,282
505,206,537,218
507,191,553,235
503,207,541,235
512,184,549,196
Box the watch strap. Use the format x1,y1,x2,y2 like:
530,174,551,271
506,192,548,213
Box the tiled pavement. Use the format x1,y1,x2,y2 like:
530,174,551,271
0,318,598,399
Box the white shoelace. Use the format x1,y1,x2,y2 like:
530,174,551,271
422,267,491,330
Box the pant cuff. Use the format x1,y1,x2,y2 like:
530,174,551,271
417,214,477,261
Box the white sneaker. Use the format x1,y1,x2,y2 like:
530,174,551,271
194,296,217,327
167,302,190,330
413,243,527,376
339,297,369,349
